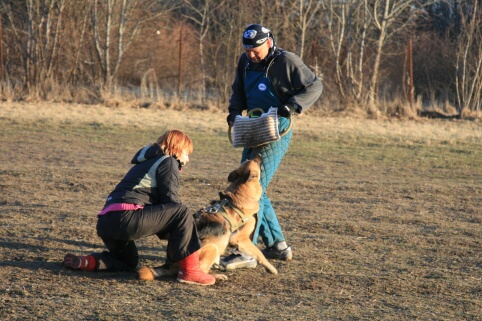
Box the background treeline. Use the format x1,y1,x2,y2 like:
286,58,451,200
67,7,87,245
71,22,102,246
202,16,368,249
0,0,481,118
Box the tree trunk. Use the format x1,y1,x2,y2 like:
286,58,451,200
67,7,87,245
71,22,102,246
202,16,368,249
368,0,390,117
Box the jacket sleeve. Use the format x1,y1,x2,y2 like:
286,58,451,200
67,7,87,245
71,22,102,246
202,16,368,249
274,51,323,113
228,54,248,115
155,157,182,204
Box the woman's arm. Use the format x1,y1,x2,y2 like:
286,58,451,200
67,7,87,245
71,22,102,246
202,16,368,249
156,157,182,204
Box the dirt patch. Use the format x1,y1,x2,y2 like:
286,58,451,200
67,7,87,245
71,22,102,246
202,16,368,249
0,103,481,320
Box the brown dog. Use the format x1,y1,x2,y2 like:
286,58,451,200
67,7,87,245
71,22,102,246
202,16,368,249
138,155,277,281
195,154,277,280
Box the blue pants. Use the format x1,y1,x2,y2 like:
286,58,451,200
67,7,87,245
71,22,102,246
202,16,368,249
241,117,292,247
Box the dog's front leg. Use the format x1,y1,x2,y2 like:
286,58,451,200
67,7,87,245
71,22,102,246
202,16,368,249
236,240,278,275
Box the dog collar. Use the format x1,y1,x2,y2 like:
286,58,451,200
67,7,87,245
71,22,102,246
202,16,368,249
207,199,250,233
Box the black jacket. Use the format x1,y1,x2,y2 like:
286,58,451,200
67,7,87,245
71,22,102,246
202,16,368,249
228,47,323,115
103,144,182,207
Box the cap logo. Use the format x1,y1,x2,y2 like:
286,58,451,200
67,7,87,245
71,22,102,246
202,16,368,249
243,30,257,39
256,37,268,44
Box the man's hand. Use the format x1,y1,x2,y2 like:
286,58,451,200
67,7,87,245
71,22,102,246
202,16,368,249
227,113,239,126
277,104,295,118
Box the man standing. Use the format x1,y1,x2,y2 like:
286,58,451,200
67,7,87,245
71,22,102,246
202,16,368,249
222,24,323,270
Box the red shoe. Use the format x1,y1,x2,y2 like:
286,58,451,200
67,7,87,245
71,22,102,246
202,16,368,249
62,253,97,271
176,251,215,286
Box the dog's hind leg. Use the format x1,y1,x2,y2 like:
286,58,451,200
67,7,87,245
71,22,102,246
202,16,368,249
138,261,180,281
199,243,228,281
138,266,157,281
198,243,218,273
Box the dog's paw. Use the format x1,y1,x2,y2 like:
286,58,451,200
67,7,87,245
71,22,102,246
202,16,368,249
213,273,228,281
265,265,278,275
137,266,156,281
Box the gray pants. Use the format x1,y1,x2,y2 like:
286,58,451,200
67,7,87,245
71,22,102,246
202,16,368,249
93,203,201,271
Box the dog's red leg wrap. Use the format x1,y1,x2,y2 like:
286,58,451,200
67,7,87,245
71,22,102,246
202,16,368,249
177,251,215,286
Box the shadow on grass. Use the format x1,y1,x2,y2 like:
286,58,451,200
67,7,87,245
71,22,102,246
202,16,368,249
0,258,178,284
0,237,169,280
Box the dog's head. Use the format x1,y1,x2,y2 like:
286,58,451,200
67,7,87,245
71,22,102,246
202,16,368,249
222,154,263,207
227,154,262,185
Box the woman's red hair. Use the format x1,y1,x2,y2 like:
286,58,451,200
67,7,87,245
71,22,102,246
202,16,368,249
156,130,193,158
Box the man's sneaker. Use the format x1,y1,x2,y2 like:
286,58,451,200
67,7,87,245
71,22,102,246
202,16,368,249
262,246,293,260
220,253,257,270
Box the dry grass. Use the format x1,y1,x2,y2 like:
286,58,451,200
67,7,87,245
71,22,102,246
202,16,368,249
1,102,480,143
0,102,481,321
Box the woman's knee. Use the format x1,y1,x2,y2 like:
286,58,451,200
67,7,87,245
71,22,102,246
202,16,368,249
177,205,193,223
163,203,192,225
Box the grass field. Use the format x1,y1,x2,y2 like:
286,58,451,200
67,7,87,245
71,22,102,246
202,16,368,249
0,102,481,321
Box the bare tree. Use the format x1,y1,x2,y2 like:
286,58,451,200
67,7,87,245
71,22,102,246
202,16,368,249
1,0,67,96
0,14,3,79
64,3,90,87
291,0,322,60
182,0,226,104
207,2,244,103
42,0,66,79
367,0,423,114
323,0,372,107
454,0,482,116
90,0,178,89
1,0,474,114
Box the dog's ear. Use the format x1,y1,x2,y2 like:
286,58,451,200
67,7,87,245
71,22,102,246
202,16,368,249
228,170,239,182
